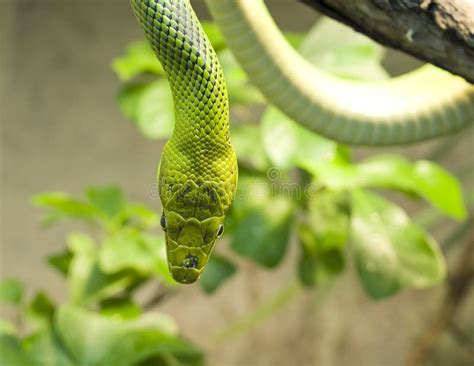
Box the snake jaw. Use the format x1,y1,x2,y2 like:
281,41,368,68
168,266,202,284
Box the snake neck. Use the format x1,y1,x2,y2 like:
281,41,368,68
131,0,238,212
131,0,231,147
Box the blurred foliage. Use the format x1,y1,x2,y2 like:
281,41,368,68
1,186,203,366
1,16,470,366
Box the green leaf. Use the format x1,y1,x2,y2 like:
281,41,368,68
0,335,34,366
357,157,465,219
47,249,73,276
134,80,174,139
261,106,339,170
312,155,466,219
56,306,203,366
119,204,160,229
67,233,97,304
99,229,175,286
298,240,345,287
87,186,124,220
31,192,97,225
228,174,295,268
112,41,163,81
298,191,349,286
350,190,446,299
118,79,174,139
67,233,140,305
0,319,16,336
202,21,226,51
23,330,75,366
231,125,270,171
68,232,96,253
100,297,142,320
307,191,350,252
299,17,389,81
219,49,263,105
57,306,124,365
117,82,148,121
228,173,295,216
0,278,24,305
200,255,237,294
27,291,56,328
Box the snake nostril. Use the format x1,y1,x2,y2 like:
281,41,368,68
182,255,199,269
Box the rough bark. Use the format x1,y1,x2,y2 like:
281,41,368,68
300,0,474,83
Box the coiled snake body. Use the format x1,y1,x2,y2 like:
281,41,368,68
130,0,474,283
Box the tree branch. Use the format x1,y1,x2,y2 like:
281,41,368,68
300,0,474,83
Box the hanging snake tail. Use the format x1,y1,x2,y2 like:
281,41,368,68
130,0,238,284
206,0,474,146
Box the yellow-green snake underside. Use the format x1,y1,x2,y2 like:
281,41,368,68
130,0,474,284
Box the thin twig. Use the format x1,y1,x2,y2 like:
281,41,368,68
407,234,474,366
449,324,474,358
209,281,302,343
142,285,176,310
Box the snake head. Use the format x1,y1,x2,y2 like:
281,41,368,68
157,146,238,284
160,209,225,284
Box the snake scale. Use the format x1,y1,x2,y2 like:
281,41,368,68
130,0,474,283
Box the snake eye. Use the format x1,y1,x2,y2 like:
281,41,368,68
217,224,224,237
160,212,167,230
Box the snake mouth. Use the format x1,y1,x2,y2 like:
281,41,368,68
169,265,201,284
168,251,206,284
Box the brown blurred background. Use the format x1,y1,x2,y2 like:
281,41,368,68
1,1,473,365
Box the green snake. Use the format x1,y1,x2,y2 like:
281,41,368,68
130,0,474,283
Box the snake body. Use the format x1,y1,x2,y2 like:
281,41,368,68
206,0,474,145
131,0,237,283
131,0,473,283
